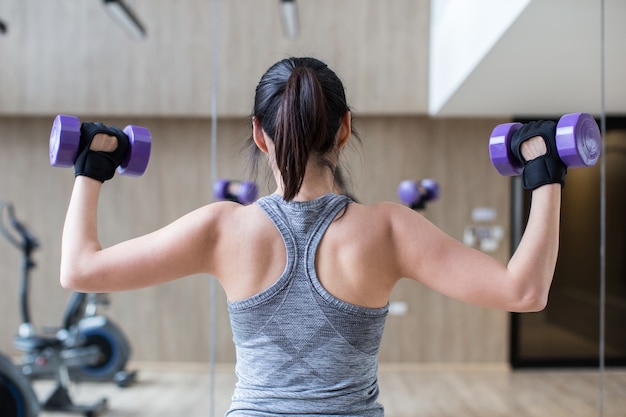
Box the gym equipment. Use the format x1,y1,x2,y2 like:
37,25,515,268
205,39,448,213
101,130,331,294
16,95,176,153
214,179,258,205
0,352,40,417
49,114,152,177
398,179,440,210
1,201,136,387
60,293,136,387
0,201,136,415
489,112,601,176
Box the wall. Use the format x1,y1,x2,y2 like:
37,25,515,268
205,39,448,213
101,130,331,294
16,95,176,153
0,115,510,363
0,0,429,117
0,0,513,364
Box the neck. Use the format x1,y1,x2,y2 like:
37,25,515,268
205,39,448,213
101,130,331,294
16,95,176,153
273,160,336,201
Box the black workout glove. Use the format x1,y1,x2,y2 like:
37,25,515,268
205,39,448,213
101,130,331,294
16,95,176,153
510,120,567,190
74,122,130,182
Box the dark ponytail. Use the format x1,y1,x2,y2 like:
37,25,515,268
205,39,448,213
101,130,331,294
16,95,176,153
247,57,355,201
274,66,328,200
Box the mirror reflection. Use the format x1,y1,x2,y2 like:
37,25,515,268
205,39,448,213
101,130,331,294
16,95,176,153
0,1,624,416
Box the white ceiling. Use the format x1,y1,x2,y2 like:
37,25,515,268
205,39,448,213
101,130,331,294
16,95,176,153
430,0,625,118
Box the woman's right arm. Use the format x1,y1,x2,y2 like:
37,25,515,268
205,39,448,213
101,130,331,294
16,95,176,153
60,175,228,293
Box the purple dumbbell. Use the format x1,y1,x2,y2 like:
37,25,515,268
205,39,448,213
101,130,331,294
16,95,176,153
213,179,258,205
49,114,152,177
488,112,601,176
398,179,440,209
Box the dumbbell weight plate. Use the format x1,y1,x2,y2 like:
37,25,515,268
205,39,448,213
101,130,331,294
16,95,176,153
213,179,230,200
237,181,258,205
117,126,152,176
397,180,422,206
556,113,601,168
420,178,440,201
488,122,524,176
213,180,258,204
50,114,81,167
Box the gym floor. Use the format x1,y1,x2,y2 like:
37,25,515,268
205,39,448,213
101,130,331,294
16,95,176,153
34,363,626,417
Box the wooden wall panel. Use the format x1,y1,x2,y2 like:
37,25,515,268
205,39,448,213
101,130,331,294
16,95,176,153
0,115,511,364
0,0,429,117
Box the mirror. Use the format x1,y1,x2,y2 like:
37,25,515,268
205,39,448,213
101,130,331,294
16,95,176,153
510,1,626,415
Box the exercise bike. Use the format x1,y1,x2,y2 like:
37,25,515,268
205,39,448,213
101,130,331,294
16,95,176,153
0,352,39,417
0,201,136,415
59,292,137,387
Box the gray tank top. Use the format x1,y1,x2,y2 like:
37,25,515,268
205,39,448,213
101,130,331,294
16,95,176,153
226,193,389,416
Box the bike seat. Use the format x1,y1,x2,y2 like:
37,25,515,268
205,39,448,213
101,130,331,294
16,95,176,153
14,334,62,352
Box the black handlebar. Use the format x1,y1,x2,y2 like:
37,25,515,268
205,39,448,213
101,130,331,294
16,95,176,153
0,201,40,253
0,201,41,325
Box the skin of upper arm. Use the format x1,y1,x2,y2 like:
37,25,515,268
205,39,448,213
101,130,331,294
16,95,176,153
382,202,519,310
64,201,235,292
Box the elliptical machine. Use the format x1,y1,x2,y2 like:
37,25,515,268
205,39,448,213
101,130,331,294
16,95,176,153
0,201,136,415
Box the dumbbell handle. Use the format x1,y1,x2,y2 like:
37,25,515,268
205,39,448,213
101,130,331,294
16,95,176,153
397,179,439,207
90,132,120,152
224,182,246,197
213,180,258,205
520,137,547,161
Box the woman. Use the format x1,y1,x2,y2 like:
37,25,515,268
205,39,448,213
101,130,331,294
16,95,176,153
61,57,563,416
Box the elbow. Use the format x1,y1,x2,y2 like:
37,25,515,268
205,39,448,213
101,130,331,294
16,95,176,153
60,268,80,291
59,259,89,292
59,243,104,291
517,295,548,313
60,278,77,291
510,285,550,313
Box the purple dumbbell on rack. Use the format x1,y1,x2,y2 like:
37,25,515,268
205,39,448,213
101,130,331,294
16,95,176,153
213,179,258,205
49,114,152,177
488,112,601,176
398,178,440,210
